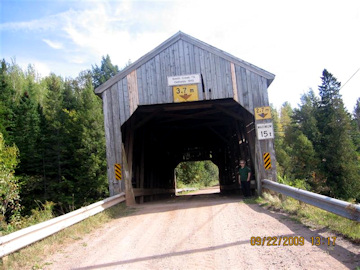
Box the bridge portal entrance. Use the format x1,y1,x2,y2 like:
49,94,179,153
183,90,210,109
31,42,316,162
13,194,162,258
121,99,256,201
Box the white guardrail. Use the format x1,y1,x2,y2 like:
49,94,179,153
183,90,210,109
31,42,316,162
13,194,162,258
0,193,125,258
262,179,360,222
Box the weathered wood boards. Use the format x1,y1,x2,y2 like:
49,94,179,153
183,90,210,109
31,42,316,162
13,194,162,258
96,32,276,196
96,32,274,127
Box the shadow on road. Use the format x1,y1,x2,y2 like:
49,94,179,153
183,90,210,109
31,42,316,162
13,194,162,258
72,239,249,270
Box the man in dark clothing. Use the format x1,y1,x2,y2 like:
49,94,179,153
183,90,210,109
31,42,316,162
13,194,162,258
238,159,251,197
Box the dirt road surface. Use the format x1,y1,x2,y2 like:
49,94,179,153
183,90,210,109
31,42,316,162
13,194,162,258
43,187,359,269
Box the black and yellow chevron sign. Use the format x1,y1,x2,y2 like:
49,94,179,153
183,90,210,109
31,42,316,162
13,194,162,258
114,163,122,180
263,152,272,170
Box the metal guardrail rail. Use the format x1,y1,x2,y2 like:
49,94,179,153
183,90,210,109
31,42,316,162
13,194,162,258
0,188,175,258
0,193,125,258
262,179,360,222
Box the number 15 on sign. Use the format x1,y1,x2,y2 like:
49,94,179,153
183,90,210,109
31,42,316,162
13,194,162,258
256,123,274,140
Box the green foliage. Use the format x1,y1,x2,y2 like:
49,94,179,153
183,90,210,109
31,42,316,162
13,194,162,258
277,174,310,190
351,98,360,152
0,59,16,142
91,55,119,89
12,91,41,175
292,89,320,145
271,104,292,177
315,70,359,200
175,160,219,188
284,126,317,181
0,132,21,230
0,58,109,224
262,192,360,242
275,70,360,202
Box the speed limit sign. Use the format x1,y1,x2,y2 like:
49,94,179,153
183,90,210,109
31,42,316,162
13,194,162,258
256,123,274,140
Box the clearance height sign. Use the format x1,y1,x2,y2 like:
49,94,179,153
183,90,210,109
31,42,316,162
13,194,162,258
168,74,200,103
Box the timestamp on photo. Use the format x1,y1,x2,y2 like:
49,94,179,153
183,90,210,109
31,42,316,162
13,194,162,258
310,236,336,246
250,236,337,246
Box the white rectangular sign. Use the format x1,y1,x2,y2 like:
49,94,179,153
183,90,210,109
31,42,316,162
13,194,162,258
256,123,274,140
167,74,201,86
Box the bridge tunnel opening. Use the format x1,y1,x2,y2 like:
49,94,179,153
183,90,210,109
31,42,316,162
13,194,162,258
121,98,257,201
175,160,220,195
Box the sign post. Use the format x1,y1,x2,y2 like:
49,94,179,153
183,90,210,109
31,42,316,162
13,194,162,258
254,106,276,192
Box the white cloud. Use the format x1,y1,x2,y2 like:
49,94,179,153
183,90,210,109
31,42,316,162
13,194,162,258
17,59,52,78
42,39,63,49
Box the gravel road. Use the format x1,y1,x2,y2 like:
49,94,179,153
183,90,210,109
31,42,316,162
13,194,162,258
43,187,359,269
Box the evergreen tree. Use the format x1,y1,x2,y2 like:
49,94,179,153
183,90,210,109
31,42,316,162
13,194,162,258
354,98,360,129
351,98,360,152
0,59,16,142
43,74,65,184
283,126,317,183
72,74,108,204
316,69,360,200
91,55,119,89
12,90,41,175
293,90,320,147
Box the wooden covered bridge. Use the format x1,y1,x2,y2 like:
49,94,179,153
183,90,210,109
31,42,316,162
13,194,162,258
95,32,277,203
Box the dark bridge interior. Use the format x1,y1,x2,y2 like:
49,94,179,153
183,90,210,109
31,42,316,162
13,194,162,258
121,99,256,193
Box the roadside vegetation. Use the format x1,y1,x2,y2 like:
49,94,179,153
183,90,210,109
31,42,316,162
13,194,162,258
175,160,219,190
273,70,359,203
0,56,120,236
241,175,359,243
257,192,360,243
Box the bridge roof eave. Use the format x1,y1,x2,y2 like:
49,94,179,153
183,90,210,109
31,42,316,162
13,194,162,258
95,31,275,95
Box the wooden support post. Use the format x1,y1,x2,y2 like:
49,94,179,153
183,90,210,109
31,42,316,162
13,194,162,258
122,122,136,205
139,133,145,203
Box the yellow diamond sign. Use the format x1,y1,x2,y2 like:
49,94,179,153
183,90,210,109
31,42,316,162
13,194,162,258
173,84,199,103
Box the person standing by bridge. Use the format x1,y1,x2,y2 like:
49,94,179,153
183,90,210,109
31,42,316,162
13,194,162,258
238,160,251,197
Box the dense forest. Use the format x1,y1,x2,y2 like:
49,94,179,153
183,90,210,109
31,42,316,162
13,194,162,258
0,55,359,234
273,70,360,201
0,56,119,232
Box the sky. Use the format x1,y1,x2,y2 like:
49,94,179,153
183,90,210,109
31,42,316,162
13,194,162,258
1,0,359,112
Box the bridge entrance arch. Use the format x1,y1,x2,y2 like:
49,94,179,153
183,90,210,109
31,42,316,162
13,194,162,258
95,32,277,203
122,99,255,198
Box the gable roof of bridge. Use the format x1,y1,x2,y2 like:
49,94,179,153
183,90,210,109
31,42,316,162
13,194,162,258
95,31,275,94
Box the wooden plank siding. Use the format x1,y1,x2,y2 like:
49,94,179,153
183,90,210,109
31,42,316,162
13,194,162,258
96,32,276,196
127,70,139,116
118,39,267,111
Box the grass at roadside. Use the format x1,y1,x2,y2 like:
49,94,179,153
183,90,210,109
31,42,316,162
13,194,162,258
251,192,360,243
0,202,134,270
176,180,219,190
